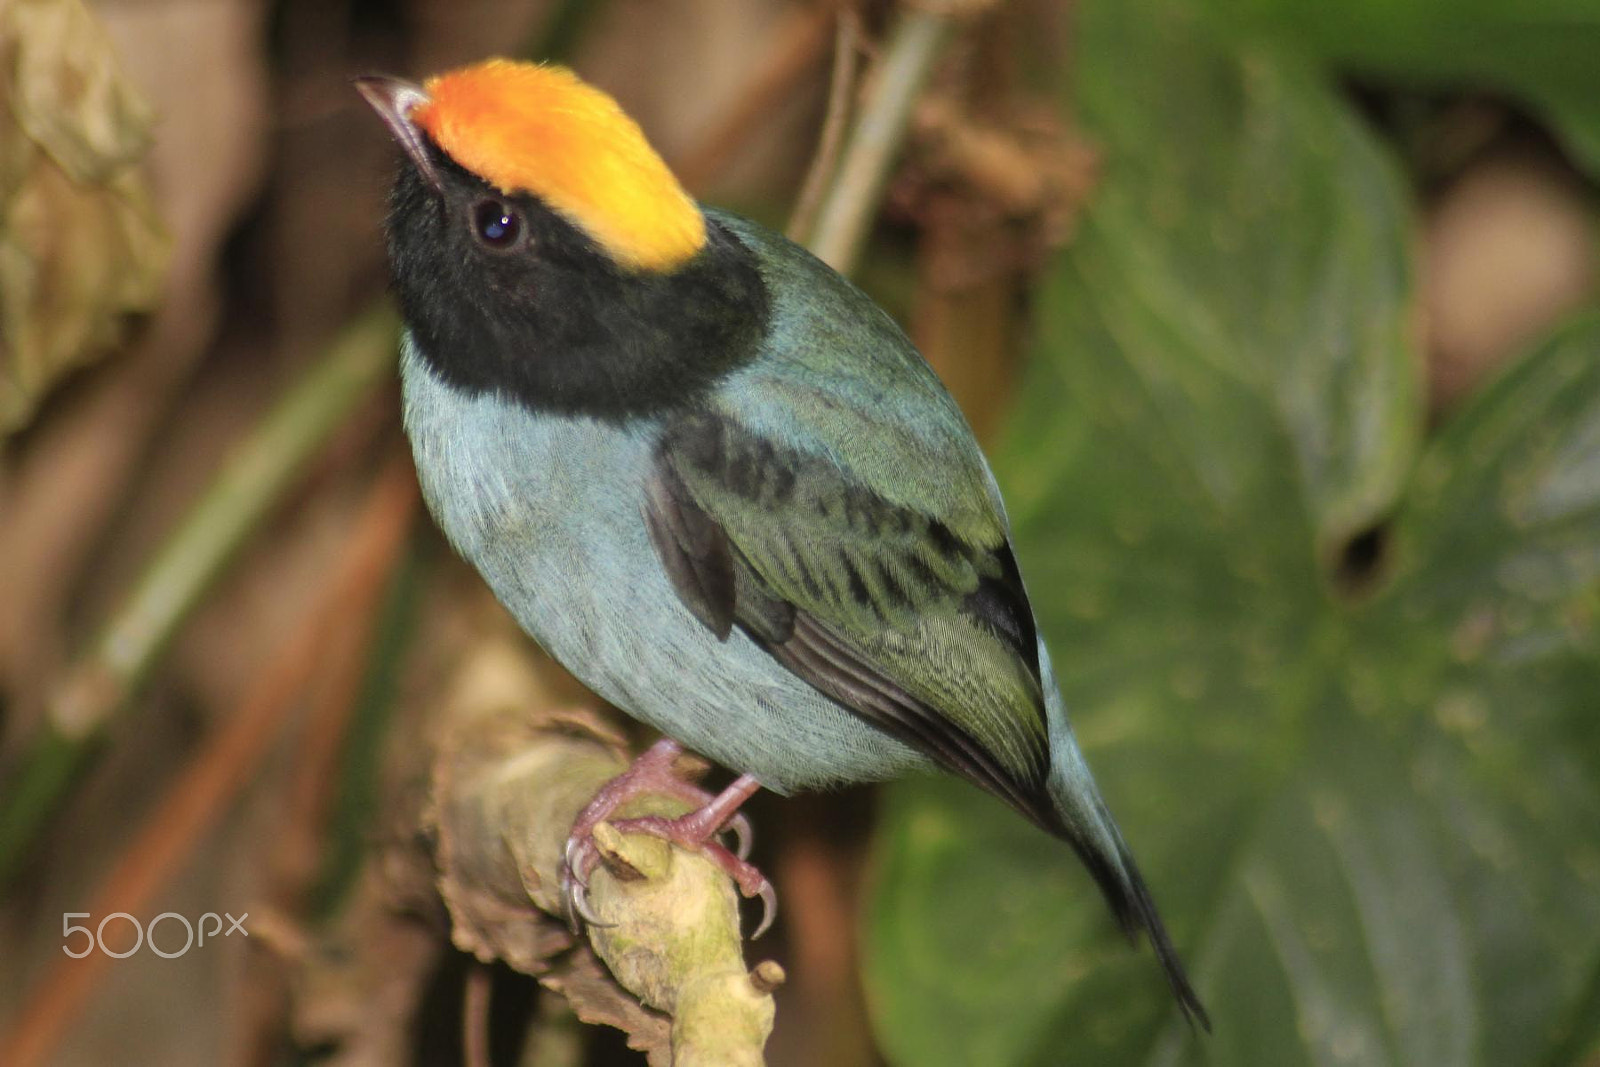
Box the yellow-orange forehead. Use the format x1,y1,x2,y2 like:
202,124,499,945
413,60,704,272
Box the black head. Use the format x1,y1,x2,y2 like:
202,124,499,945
359,75,769,420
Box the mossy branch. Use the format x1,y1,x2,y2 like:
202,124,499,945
427,649,781,1065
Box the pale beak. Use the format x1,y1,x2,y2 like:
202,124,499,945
355,74,444,195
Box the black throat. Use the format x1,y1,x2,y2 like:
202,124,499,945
386,147,770,420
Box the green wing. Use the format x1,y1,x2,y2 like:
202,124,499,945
645,409,1055,824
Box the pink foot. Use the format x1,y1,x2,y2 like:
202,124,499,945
561,739,777,938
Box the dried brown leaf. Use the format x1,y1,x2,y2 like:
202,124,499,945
540,946,673,1067
5,0,152,179
0,0,167,435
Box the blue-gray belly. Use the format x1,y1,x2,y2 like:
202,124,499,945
400,343,928,794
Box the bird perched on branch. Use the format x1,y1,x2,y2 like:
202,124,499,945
359,58,1207,1028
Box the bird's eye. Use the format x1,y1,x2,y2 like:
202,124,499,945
472,200,522,248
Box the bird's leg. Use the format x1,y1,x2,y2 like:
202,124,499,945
560,740,774,937
607,774,775,936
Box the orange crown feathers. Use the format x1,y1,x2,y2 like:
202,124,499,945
413,60,705,272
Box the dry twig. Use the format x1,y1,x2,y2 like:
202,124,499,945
788,7,864,244
807,6,957,272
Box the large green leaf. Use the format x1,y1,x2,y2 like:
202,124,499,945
1370,317,1600,1065
863,2,1600,1063
1055,0,1419,561
1203,0,1600,177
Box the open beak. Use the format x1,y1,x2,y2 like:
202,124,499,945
355,74,444,195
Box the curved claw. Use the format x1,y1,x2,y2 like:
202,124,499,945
564,836,584,881
568,878,615,929
560,837,615,932
751,880,779,940
558,865,581,933
724,811,754,861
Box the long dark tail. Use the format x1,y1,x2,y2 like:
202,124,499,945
1051,793,1211,1032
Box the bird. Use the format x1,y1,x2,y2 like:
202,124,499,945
357,58,1208,1029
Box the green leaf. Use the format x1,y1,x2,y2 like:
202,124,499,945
1045,0,1420,561
1381,317,1600,1064
1394,314,1600,690
863,2,1600,1063
1203,0,1600,177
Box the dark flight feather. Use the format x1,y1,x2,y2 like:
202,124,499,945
642,463,736,639
646,410,1055,825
